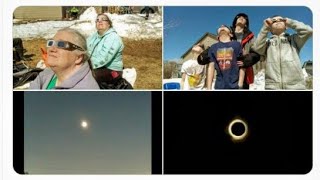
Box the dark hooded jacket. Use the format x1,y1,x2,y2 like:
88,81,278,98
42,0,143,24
231,13,260,68
198,14,260,68
231,13,261,87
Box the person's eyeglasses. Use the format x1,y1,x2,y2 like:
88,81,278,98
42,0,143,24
95,18,109,23
47,40,84,51
271,18,285,24
218,25,232,32
236,15,246,19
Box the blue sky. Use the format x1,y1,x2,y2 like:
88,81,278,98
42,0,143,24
164,6,313,63
24,91,151,174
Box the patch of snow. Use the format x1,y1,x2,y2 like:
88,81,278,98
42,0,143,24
13,6,162,40
302,68,309,80
250,69,265,90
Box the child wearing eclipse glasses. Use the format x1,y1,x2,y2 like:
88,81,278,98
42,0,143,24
253,15,313,90
199,25,244,90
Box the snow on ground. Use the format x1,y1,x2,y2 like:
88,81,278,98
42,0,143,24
12,7,161,89
250,69,265,90
302,68,309,79
13,7,162,40
163,78,181,84
163,68,312,90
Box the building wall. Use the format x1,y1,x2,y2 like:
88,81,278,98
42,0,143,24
14,7,63,20
182,36,218,61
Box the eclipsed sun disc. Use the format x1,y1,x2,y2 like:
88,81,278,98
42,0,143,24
227,118,248,142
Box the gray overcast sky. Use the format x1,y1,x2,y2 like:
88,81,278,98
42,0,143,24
24,91,151,174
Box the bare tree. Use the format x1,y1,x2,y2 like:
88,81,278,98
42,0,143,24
163,61,177,79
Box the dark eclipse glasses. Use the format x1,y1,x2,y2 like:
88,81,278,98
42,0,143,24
47,40,84,51
95,18,109,23
271,18,286,24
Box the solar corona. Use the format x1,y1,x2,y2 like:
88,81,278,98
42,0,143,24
227,118,248,143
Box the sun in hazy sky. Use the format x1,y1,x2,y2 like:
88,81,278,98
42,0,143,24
81,120,89,129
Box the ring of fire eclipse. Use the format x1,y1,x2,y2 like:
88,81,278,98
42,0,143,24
227,119,248,142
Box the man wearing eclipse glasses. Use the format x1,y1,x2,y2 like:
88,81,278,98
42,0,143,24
29,28,99,89
253,15,313,90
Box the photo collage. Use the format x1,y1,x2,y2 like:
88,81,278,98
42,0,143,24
2,2,316,180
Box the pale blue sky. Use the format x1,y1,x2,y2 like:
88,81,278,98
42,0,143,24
164,6,313,63
24,91,151,174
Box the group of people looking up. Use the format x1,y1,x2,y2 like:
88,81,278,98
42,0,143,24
14,12,313,90
180,13,313,90
27,13,132,90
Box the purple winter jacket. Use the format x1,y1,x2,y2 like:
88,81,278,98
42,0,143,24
29,61,99,89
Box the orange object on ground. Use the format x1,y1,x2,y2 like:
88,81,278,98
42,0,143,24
40,47,48,67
